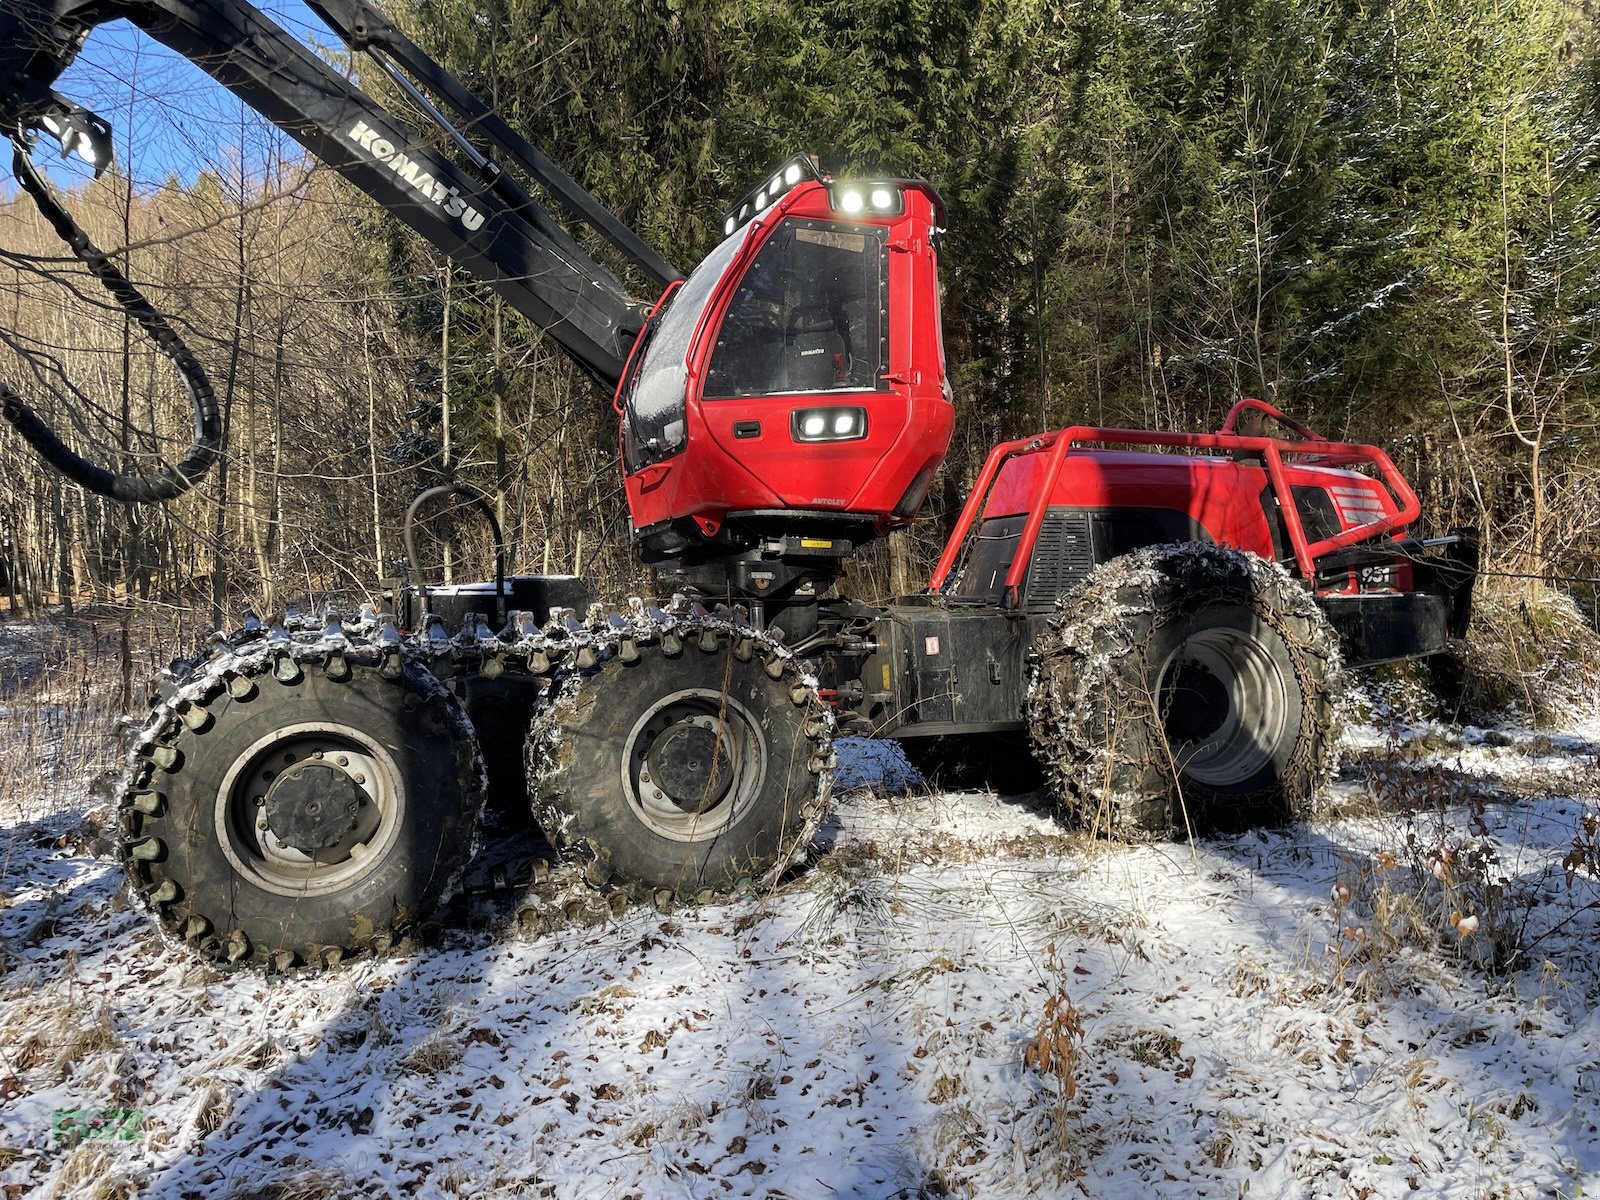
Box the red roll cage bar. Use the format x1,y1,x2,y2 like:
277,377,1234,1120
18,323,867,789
928,399,1422,607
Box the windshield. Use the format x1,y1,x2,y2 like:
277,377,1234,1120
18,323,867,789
705,219,887,398
622,226,748,466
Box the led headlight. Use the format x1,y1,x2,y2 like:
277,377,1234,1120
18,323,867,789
828,183,904,218
791,406,868,442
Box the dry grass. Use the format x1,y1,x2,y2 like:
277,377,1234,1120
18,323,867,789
210,1032,286,1074
0,615,137,916
39,1144,140,1200
1323,734,1600,993
0,989,124,1085
795,859,894,950
1449,584,1600,724
400,1029,465,1077
220,1166,378,1200
190,1078,234,1140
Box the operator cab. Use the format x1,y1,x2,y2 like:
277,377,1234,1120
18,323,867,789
617,155,954,565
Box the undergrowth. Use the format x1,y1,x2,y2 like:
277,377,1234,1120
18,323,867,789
1326,736,1600,994
1364,584,1600,726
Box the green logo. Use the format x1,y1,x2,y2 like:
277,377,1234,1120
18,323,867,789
50,1109,143,1145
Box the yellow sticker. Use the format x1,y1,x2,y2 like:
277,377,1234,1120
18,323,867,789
881,664,891,690
799,538,835,549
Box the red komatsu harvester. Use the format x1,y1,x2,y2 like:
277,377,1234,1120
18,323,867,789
0,0,1475,967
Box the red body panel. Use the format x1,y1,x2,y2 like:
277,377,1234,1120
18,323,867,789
979,450,1282,556
619,179,954,543
930,401,1421,604
978,450,1403,561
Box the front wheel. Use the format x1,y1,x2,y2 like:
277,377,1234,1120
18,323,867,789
1028,544,1341,838
122,647,485,968
528,629,832,900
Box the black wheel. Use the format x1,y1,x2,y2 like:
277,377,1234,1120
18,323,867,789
122,651,485,968
528,634,830,899
1028,543,1341,838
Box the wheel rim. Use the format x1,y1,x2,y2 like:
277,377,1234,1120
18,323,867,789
1157,624,1294,788
620,688,767,843
216,721,406,897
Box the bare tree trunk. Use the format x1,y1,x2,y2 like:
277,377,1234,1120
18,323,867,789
363,304,387,578
492,294,511,568
439,262,454,585
210,146,251,628
892,530,918,600
52,483,73,615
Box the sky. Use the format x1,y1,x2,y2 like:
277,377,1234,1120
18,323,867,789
26,0,330,192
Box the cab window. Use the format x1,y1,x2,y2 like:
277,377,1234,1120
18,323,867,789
704,219,888,399
620,226,747,468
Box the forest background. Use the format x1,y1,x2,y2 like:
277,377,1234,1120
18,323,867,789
0,0,1596,647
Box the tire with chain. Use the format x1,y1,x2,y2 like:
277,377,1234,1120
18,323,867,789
529,626,832,901
121,640,485,969
1028,543,1341,838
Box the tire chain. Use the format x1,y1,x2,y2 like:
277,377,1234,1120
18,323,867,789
118,593,835,971
527,614,838,911
1027,543,1344,834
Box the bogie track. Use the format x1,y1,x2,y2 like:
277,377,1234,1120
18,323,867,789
118,595,835,969
529,609,835,905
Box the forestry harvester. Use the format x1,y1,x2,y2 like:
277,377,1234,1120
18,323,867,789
0,0,1478,968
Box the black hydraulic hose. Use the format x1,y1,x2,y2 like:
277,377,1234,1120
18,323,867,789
403,482,508,624
0,143,221,503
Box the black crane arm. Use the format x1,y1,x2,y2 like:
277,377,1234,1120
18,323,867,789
0,0,677,391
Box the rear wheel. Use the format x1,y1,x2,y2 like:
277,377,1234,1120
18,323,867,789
1028,543,1340,838
528,632,831,899
122,651,485,968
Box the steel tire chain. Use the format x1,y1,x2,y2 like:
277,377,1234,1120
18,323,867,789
117,594,834,970
525,601,837,916
1026,543,1344,836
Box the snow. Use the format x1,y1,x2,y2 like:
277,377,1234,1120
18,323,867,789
1,698,1598,1197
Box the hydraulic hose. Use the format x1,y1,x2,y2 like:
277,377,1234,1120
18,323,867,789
0,142,221,502
403,482,508,624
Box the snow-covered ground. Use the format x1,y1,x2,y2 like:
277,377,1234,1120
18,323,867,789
1,695,1598,1198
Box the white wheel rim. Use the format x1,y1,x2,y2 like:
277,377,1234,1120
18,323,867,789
216,721,407,897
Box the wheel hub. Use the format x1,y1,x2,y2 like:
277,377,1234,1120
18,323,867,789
1158,622,1294,788
1164,660,1231,743
264,761,363,853
646,721,733,812
621,690,768,843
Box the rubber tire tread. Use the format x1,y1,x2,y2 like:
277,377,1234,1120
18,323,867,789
1028,543,1340,839
529,639,820,899
123,658,484,967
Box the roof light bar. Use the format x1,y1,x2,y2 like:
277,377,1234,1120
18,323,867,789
721,153,824,237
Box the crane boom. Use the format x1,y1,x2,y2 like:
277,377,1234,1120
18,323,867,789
0,0,677,389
